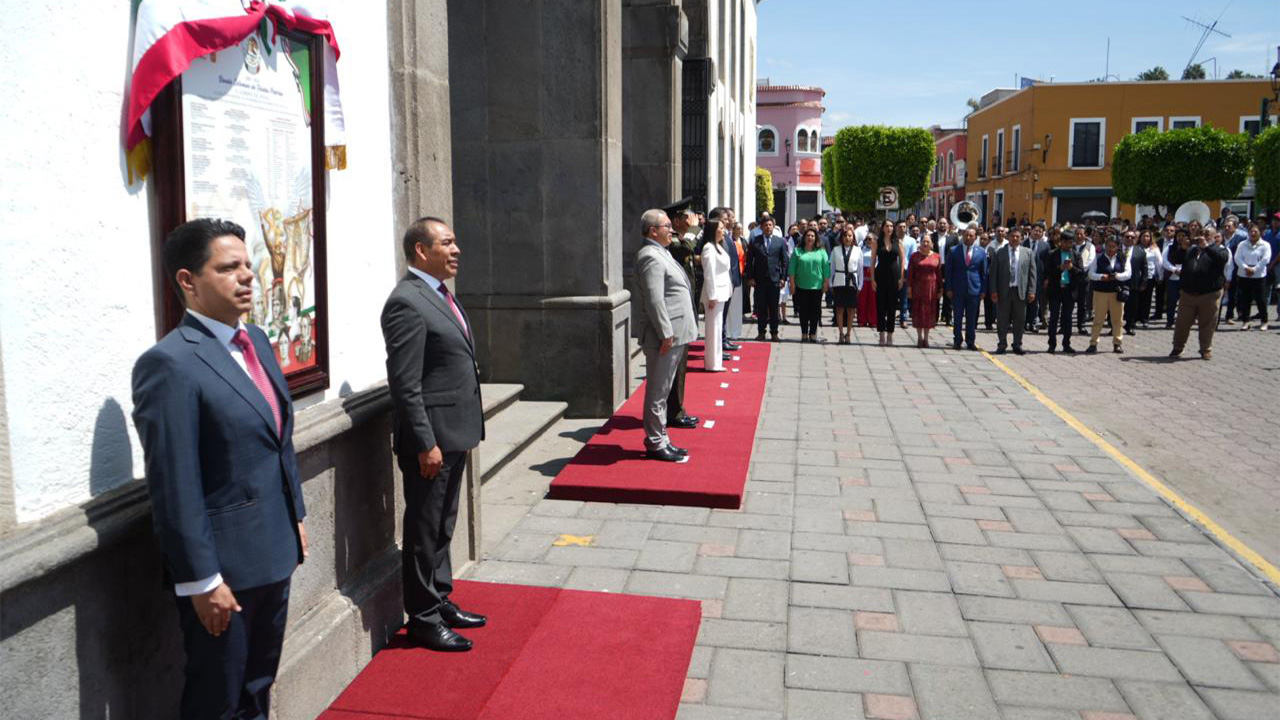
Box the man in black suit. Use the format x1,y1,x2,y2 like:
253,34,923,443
1120,229,1149,335
381,217,487,652
1042,228,1087,354
746,214,789,341
133,218,308,719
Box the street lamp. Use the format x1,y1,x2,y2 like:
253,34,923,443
1264,46,1280,131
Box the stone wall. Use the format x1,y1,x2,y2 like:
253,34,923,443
447,0,632,418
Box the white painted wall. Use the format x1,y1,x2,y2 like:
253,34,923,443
0,3,397,522
705,0,757,221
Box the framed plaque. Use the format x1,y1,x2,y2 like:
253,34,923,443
151,28,329,396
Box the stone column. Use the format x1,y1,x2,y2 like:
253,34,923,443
621,0,687,280
447,0,630,418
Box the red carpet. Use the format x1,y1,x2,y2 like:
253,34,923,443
320,581,701,720
546,341,771,509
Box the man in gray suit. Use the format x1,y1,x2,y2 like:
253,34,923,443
991,227,1038,355
633,208,698,463
381,217,487,652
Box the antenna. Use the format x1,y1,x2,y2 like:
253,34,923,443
1181,3,1232,76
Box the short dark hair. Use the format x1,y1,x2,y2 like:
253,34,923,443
708,206,729,221
164,218,245,303
403,216,449,261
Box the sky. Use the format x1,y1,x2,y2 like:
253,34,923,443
756,0,1280,132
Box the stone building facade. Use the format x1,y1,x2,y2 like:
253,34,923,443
0,1,758,718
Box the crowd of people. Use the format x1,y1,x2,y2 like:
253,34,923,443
665,205,1278,361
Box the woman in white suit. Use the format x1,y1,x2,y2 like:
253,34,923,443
701,218,733,372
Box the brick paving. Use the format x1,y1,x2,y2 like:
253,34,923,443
467,321,1280,720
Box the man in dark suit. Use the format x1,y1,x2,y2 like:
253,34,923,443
132,218,308,720
990,228,1038,355
746,214,789,342
1121,229,1149,335
381,217,487,652
944,226,988,350
1042,228,1087,354
935,217,959,325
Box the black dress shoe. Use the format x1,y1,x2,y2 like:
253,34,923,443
408,623,473,652
1085,345,1098,354
995,347,1007,355
669,415,699,429
952,341,962,350
440,601,487,629
645,446,689,463
966,343,978,351
1062,345,1076,354
1047,345,1056,354
668,444,689,457
1013,347,1025,355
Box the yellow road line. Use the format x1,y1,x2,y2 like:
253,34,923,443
982,350,1280,585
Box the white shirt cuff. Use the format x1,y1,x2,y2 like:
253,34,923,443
175,573,223,597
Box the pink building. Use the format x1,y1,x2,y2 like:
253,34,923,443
756,83,826,227
928,126,967,221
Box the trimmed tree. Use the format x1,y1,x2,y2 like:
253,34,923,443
1254,125,1280,213
821,145,838,208
755,166,774,215
1112,125,1251,216
1181,63,1206,80
829,125,935,212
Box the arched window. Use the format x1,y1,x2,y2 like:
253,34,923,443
758,128,776,153
947,151,955,180
796,128,809,153
810,130,819,151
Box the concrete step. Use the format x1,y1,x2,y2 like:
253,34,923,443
481,383,523,420
476,398,568,482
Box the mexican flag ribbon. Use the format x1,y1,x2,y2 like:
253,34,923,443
125,0,346,181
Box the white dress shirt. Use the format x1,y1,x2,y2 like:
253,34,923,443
1008,245,1021,288
175,310,255,597
1162,244,1183,279
1234,239,1273,279
408,266,469,334
830,242,863,288
1088,251,1132,282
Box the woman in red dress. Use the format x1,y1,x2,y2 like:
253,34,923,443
856,226,878,328
907,234,943,347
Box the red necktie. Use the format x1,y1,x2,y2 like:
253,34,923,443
441,286,470,338
232,329,282,436
965,247,972,266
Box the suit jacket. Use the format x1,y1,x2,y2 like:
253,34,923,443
746,232,789,284
945,243,988,298
700,241,733,304
991,244,1038,302
1040,245,1087,297
381,272,485,456
633,239,698,348
724,236,743,288
1126,246,1149,289
132,314,305,591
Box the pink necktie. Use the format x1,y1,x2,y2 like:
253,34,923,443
965,247,972,266
441,286,470,338
232,329,283,436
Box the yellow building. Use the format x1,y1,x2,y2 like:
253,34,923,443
963,79,1275,225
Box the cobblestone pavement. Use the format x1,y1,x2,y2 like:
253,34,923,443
467,321,1280,720
964,318,1280,570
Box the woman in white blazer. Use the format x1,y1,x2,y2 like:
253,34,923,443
701,219,733,371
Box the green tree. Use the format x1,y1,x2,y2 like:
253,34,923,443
829,126,935,212
821,146,838,208
1112,125,1251,216
1226,69,1262,79
1254,125,1280,214
755,166,774,216
1181,63,1206,80
1135,65,1169,81
965,97,980,113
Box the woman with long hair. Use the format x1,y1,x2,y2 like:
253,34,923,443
870,219,904,345
700,218,732,371
857,223,877,328
830,225,862,344
788,228,831,342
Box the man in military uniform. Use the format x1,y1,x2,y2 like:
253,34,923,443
661,197,700,430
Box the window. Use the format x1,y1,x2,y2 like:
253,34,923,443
1011,125,1021,171
934,155,942,183
810,130,819,151
796,128,809,153
1169,116,1200,130
979,135,989,178
1068,118,1105,169
758,127,777,154
1132,116,1163,134
996,129,1005,175
1240,116,1279,135
947,151,955,180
